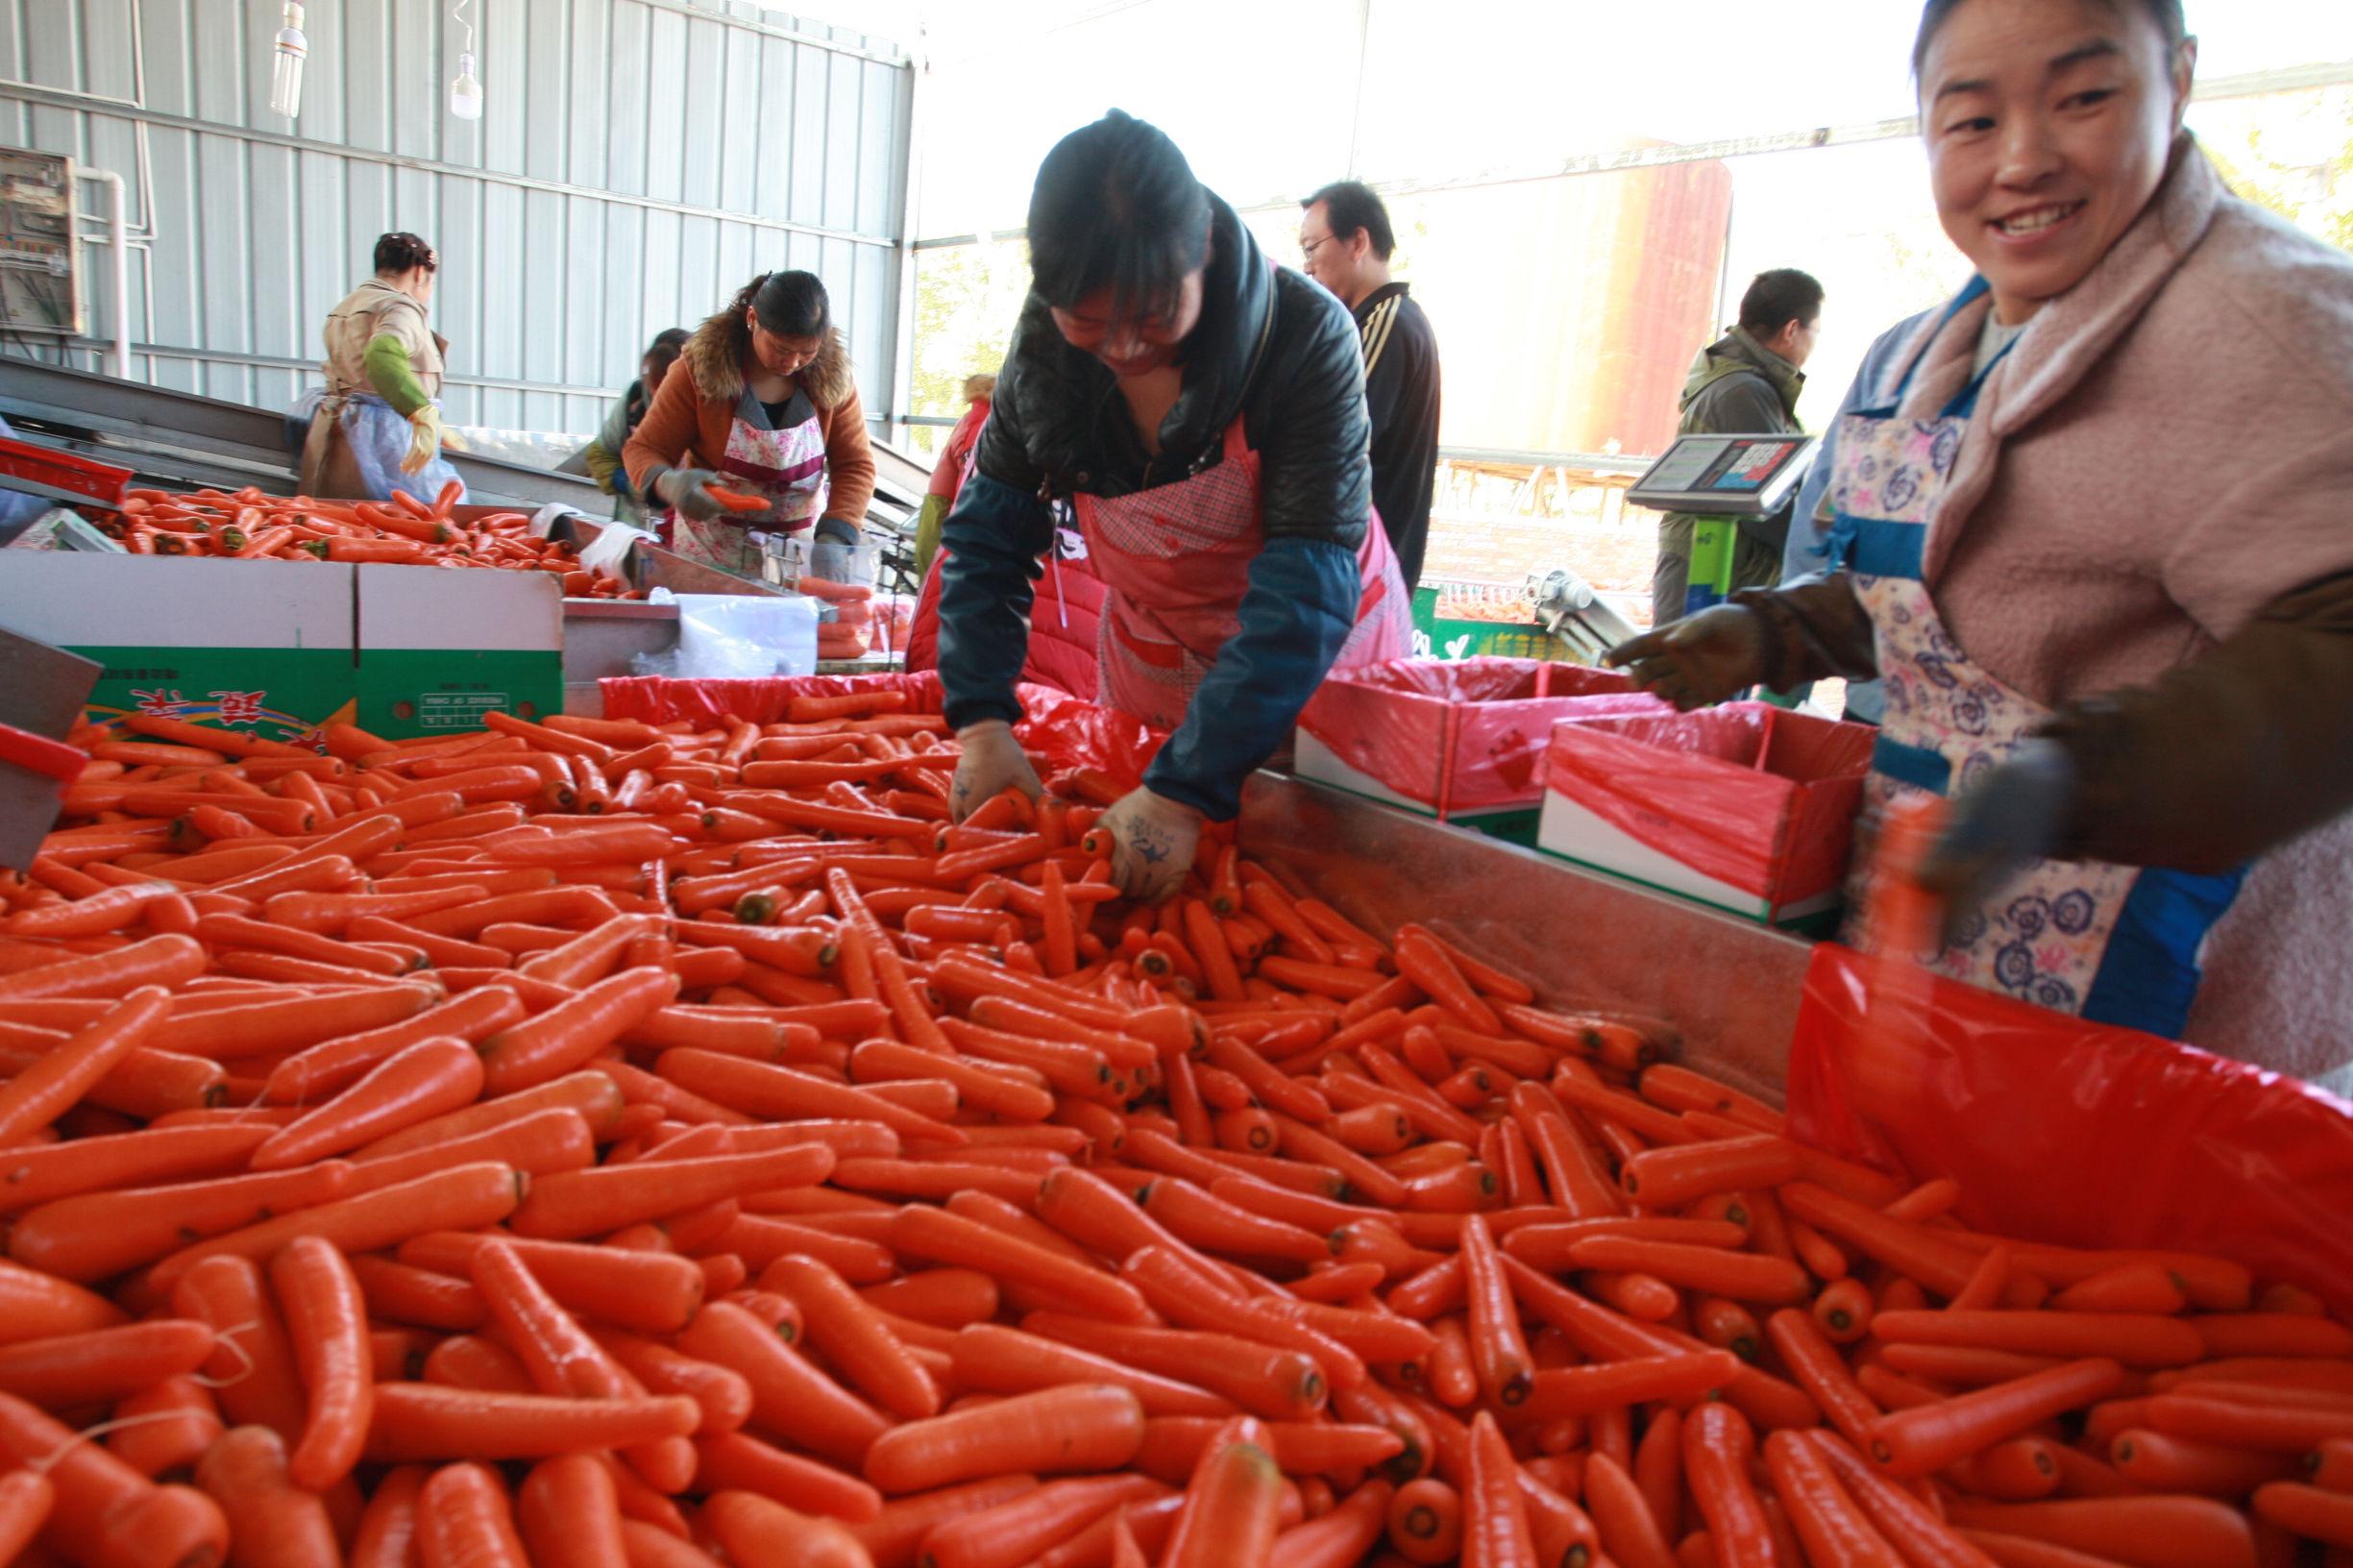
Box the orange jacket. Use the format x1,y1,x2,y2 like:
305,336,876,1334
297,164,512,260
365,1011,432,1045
623,306,875,526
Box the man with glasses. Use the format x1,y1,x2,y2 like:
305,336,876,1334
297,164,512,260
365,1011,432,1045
1300,181,1443,590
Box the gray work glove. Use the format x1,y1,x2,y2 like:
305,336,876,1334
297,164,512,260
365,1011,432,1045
654,467,724,522
950,721,1043,822
1917,739,2080,948
1604,604,1770,712
808,515,864,584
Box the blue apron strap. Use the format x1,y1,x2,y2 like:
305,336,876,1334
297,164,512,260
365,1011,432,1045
1829,512,1926,580
2079,865,2249,1038
1856,278,1990,418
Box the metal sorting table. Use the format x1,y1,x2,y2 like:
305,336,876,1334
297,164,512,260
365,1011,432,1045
0,356,609,513
1238,773,1811,1110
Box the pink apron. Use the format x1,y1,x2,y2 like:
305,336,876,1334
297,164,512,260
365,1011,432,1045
1074,413,1411,731
663,395,829,578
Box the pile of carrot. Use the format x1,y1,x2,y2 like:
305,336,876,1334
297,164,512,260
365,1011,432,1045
0,684,2345,1568
792,576,883,662
93,484,647,600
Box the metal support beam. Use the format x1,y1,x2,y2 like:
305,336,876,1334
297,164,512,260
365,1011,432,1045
914,58,2353,248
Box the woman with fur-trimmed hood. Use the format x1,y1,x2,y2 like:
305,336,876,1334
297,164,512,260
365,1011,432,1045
624,270,875,577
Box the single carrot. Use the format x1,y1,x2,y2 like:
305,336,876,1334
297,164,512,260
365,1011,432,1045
419,1461,532,1568
195,1423,343,1563
1389,1476,1466,1566
765,1253,941,1421
1163,1418,1283,1568
252,1035,485,1168
1461,1409,1536,1568
365,1384,699,1462
1683,1402,1777,1568
507,1142,833,1240
863,1384,1148,1494
1940,1496,2257,1568
1760,1428,1905,1568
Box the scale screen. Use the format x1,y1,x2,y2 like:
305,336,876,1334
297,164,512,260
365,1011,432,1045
1628,434,1817,517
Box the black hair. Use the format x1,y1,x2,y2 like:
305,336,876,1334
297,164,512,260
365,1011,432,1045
1912,0,2188,77
373,232,437,275
1739,269,1826,336
644,331,687,374
1026,110,1211,318
1303,181,1396,262
735,271,831,339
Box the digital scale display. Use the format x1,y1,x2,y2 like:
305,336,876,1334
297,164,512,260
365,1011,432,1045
1627,434,1818,518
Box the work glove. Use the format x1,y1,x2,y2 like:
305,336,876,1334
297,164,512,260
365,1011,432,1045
1916,739,2079,949
949,721,1042,823
655,468,725,523
1604,604,1770,712
1095,786,1206,905
808,516,864,584
401,404,445,476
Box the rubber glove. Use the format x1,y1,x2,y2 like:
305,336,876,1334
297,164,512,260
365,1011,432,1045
401,404,444,476
654,468,726,523
1604,604,1770,711
949,721,1042,822
808,516,864,584
1095,786,1205,905
1917,739,2079,948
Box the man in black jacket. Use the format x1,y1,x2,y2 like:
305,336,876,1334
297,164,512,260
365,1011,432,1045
1652,267,1824,623
1300,181,1443,590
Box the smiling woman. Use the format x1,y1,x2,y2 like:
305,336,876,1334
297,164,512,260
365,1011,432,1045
1606,0,2353,1092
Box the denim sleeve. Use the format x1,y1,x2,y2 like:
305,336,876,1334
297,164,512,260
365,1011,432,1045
1144,535,1359,821
936,471,1056,731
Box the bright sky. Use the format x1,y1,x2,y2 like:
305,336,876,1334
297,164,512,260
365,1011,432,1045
797,0,2353,234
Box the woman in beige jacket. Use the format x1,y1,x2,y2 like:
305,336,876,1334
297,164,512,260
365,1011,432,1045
1611,0,2353,1088
297,232,464,504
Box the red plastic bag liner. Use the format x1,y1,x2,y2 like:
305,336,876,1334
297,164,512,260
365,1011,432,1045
599,674,1164,797
1787,943,2353,1316
1543,702,1873,901
1295,657,1662,816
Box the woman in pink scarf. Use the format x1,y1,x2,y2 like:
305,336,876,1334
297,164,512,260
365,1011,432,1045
1611,0,2353,1089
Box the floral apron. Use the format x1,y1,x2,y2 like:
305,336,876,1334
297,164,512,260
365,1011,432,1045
1827,279,2244,1036
1074,414,1410,731
664,392,829,578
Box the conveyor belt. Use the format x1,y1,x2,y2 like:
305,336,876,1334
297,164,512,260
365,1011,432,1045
0,355,611,511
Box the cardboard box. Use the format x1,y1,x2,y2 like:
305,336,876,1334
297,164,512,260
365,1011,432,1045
0,555,560,746
1536,701,1875,926
1294,658,1666,842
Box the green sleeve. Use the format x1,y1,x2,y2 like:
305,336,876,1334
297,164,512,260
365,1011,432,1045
582,439,622,493
362,332,430,417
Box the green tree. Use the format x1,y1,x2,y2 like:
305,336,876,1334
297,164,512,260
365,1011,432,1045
2194,86,2353,255
908,238,1030,455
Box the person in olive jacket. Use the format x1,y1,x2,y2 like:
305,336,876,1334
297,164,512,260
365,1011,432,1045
938,111,1410,901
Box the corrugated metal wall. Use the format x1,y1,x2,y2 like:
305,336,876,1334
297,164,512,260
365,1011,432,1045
0,0,913,437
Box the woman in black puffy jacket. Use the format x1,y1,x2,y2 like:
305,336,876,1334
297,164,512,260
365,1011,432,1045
937,110,1410,901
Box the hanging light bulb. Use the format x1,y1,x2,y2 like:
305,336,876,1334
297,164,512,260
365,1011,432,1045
269,2,307,120
449,51,483,120
449,0,483,122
